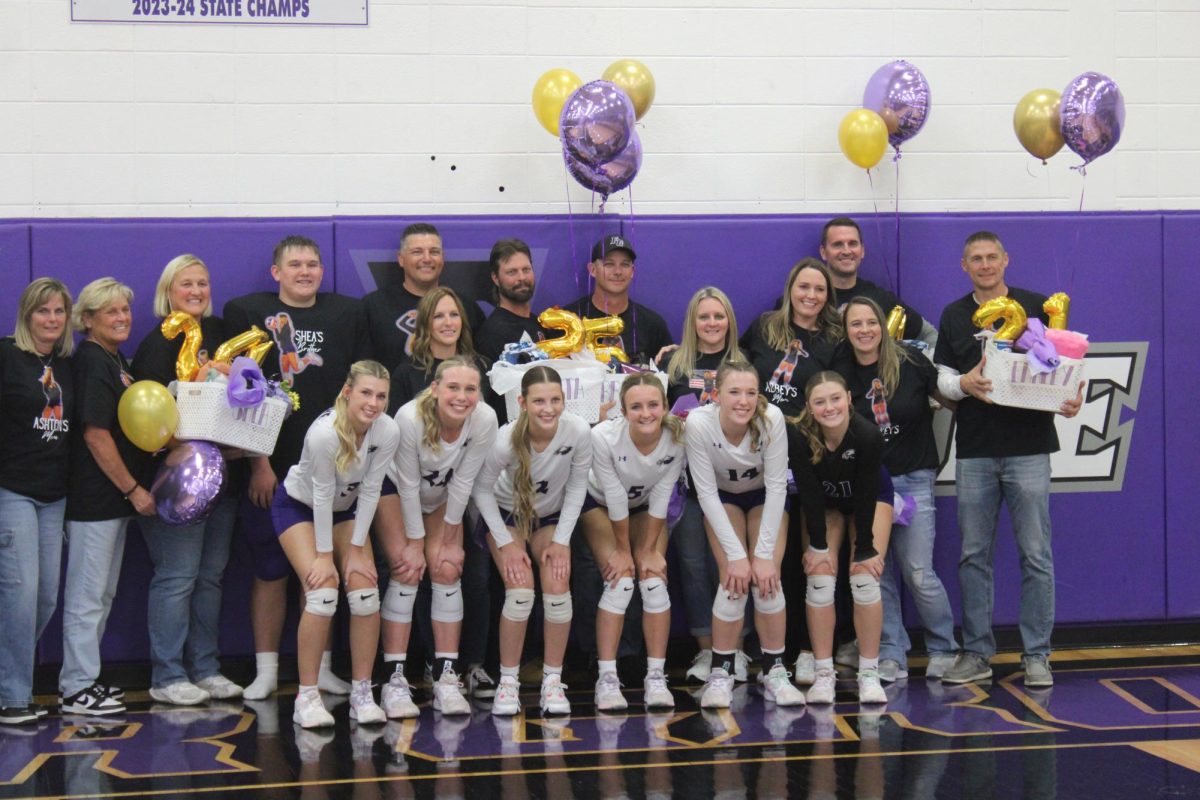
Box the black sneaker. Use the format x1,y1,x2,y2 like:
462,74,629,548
61,684,126,716
29,702,49,718
102,685,125,702
0,707,38,725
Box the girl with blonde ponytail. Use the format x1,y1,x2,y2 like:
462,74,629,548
582,373,687,711
472,366,592,717
273,360,399,729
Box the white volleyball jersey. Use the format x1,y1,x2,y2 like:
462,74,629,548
284,409,400,553
683,402,787,561
587,418,685,521
473,411,592,547
391,399,497,539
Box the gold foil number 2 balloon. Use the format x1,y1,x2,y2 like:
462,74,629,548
536,308,630,363
972,297,1028,341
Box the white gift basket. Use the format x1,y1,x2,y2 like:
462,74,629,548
979,337,1085,413
173,381,289,456
488,359,667,423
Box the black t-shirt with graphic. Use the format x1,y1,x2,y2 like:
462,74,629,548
666,350,725,408
835,277,927,340
388,354,496,417
475,307,552,366
934,288,1059,459
223,292,371,480
363,284,485,372
739,314,837,417
0,338,74,502
835,342,940,476
66,340,154,521
563,296,674,367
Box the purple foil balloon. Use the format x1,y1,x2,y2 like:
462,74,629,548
559,80,636,168
1060,71,1125,166
151,441,227,526
564,132,642,199
862,60,931,151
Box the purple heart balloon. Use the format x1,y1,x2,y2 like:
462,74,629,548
1060,71,1125,166
151,441,227,526
559,80,636,168
564,132,642,199
863,60,931,151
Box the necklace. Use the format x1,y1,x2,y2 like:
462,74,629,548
91,339,128,377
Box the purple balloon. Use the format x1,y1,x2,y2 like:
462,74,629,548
564,132,642,198
1060,71,1125,166
559,80,636,168
151,441,227,526
863,60,931,150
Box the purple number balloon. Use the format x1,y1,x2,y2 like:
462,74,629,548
564,132,642,199
151,441,227,526
559,80,636,168
1060,71,1125,166
862,60,931,151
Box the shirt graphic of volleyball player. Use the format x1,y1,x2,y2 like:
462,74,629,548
40,365,63,421
866,378,890,427
688,369,719,406
769,339,808,386
395,309,418,357
265,312,324,383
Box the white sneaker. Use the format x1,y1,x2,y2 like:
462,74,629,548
149,681,211,706
465,665,496,699
925,652,959,679
686,649,712,682
540,674,571,715
491,676,522,716
733,650,750,683
195,674,243,700
760,664,806,706
700,667,734,709
292,689,334,728
793,651,816,686
592,671,627,712
878,659,908,683
350,681,386,724
857,669,888,704
381,670,419,720
432,670,471,716
806,668,837,705
835,640,859,668
643,669,675,709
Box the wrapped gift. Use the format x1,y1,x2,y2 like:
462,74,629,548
979,334,1086,413
488,358,667,423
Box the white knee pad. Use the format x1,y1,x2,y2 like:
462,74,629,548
502,587,535,622
431,581,464,623
304,587,339,617
753,587,786,615
346,587,380,616
639,577,671,615
381,581,419,623
851,574,882,605
806,575,836,608
543,592,573,624
598,576,635,615
711,587,748,623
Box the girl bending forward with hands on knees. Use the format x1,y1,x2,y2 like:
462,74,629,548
582,373,687,712
788,370,894,706
472,366,592,717
271,361,399,729
684,361,806,709
374,357,497,719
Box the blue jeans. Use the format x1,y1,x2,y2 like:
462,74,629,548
670,496,719,639
879,469,958,667
141,495,237,688
60,516,132,696
955,455,1054,660
0,488,65,707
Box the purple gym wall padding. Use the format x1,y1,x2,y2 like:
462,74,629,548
0,224,32,321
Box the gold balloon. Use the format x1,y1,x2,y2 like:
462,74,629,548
161,311,203,382
214,326,271,365
582,315,630,363
885,306,907,341
246,340,274,365
1043,292,1070,330
1013,88,1064,163
838,109,888,170
536,307,586,358
973,297,1028,341
532,68,584,136
118,380,179,453
602,59,656,120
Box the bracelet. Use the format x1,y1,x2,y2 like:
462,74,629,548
123,484,139,499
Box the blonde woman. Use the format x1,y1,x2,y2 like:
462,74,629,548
272,361,399,728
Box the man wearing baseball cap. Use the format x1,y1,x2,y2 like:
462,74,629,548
562,234,673,366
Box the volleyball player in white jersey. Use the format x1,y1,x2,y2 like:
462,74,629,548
375,357,497,718
473,365,592,716
272,361,400,728
684,361,806,709
582,373,687,711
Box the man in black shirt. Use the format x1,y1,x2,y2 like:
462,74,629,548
933,231,1082,689
362,223,485,370
563,234,673,367
475,238,552,366
820,217,937,348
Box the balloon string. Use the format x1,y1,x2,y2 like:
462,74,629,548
627,185,638,362
893,155,901,294
1045,161,1063,290
866,168,896,294
564,156,582,301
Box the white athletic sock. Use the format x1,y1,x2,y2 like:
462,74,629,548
597,659,617,677
243,652,279,700
318,650,351,695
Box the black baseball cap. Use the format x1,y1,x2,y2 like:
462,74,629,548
591,234,637,262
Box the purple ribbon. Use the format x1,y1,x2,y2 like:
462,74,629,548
1015,319,1060,374
893,493,917,527
227,357,266,408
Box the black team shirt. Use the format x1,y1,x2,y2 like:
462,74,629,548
0,337,75,502
739,315,837,418
563,295,673,367
363,283,485,372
